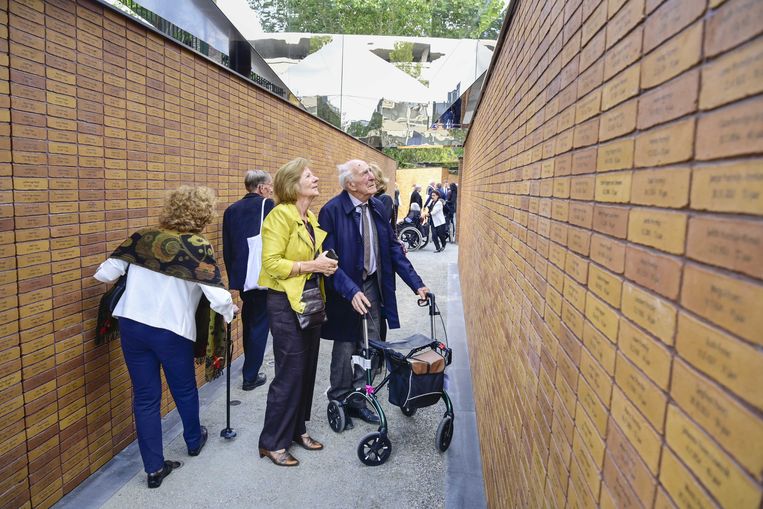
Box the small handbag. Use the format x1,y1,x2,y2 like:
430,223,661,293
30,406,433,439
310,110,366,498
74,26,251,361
96,266,129,344
295,281,326,330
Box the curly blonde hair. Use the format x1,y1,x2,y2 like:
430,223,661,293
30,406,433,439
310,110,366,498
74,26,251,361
158,185,217,233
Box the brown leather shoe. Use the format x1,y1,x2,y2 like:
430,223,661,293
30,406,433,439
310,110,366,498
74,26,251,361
258,448,299,466
294,434,324,451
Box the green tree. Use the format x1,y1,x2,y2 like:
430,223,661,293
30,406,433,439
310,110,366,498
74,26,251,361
389,41,422,79
308,35,333,54
247,0,505,39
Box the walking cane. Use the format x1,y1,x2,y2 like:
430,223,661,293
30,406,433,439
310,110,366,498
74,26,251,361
220,321,237,439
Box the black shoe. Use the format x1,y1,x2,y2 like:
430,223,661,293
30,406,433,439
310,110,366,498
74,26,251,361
344,415,354,430
188,426,208,456
243,372,267,391
347,406,380,424
147,460,181,489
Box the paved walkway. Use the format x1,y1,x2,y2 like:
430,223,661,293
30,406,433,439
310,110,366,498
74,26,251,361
55,244,485,509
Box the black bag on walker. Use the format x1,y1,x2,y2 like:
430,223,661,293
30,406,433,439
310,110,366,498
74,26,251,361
387,348,446,409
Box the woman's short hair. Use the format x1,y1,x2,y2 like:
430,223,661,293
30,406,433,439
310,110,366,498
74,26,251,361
159,185,217,233
369,163,389,193
244,169,272,191
273,157,309,204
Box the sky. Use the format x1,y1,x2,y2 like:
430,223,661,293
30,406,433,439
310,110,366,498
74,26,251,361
216,0,263,37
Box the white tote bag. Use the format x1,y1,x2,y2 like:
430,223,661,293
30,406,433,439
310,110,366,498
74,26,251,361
243,198,267,291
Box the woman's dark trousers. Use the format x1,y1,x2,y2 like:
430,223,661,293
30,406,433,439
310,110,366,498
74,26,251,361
119,318,203,473
259,289,321,451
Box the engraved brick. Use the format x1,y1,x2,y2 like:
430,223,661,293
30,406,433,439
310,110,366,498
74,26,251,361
686,216,763,279
700,37,763,110
625,245,682,299
659,446,718,509
676,312,763,409
665,405,763,508
638,69,698,129
585,293,619,341
595,171,631,203
627,208,686,254
570,176,595,200
704,0,763,57
641,22,703,89
593,205,628,238
690,160,763,215
671,359,763,476
572,147,598,174
611,387,661,474
596,138,634,172
601,63,640,110
588,263,622,308
696,96,763,160
605,0,644,49
643,0,705,52
621,282,677,344
681,263,763,345
634,118,694,167
630,166,690,208
615,352,667,431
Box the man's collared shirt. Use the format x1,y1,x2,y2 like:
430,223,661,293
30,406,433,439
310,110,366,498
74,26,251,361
348,193,377,276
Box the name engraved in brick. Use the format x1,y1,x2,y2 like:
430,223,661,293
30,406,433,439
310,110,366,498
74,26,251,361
627,208,687,255
630,166,690,208
665,404,763,508
660,446,718,509
634,118,695,167
602,63,640,111
690,160,763,215
572,147,598,175
599,99,637,141
588,263,622,308
686,216,763,279
625,245,682,299
696,96,763,160
671,359,763,477
611,387,661,474
641,22,703,89
701,38,763,110
681,263,763,345
593,205,629,238
615,352,668,431
590,234,626,273
570,176,595,200
596,138,634,173
607,418,658,502
621,282,677,344
638,69,699,129
595,171,632,203
676,312,763,410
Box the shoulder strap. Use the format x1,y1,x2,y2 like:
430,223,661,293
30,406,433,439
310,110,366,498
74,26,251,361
259,197,266,224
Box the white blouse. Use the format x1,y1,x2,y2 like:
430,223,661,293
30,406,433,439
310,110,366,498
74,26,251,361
429,200,446,227
94,258,235,342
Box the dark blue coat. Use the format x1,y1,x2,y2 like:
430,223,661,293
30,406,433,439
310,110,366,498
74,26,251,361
222,193,274,291
319,191,424,342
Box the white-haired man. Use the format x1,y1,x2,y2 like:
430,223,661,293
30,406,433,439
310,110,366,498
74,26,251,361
319,160,429,428
222,170,274,391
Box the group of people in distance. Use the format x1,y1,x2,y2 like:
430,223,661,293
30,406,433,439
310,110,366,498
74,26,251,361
407,180,458,253
94,158,430,487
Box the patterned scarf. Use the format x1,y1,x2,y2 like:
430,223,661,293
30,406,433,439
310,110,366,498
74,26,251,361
97,228,229,381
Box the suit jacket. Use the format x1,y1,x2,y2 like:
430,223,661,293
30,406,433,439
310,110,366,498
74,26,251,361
222,193,274,291
319,191,424,342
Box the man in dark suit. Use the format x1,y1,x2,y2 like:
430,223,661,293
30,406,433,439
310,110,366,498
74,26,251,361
320,160,429,428
409,184,422,212
222,170,274,391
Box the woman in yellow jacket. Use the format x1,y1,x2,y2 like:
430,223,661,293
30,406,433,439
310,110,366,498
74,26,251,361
257,157,338,467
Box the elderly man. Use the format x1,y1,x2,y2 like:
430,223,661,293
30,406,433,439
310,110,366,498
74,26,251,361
222,170,274,390
319,160,429,428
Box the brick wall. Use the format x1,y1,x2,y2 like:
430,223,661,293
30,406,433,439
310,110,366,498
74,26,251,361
394,166,450,215
0,1,395,507
459,0,763,507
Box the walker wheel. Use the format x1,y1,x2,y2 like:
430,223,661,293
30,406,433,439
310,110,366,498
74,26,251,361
401,406,417,417
357,432,392,466
435,415,453,452
327,400,345,433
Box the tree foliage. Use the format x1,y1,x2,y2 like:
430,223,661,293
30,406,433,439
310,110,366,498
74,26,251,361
248,0,506,39
382,146,464,169
389,42,422,79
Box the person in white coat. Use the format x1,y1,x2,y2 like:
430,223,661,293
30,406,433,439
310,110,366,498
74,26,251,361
94,186,237,489
427,191,448,252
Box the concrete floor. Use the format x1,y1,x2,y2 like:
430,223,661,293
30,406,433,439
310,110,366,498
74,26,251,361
55,242,485,509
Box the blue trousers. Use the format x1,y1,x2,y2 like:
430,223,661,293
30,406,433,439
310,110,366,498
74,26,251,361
119,318,203,473
240,289,269,384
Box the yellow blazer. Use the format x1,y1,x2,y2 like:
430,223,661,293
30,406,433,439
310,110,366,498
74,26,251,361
258,202,327,313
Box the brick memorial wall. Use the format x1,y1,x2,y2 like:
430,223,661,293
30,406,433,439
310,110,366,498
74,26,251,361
459,0,763,507
0,0,396,506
